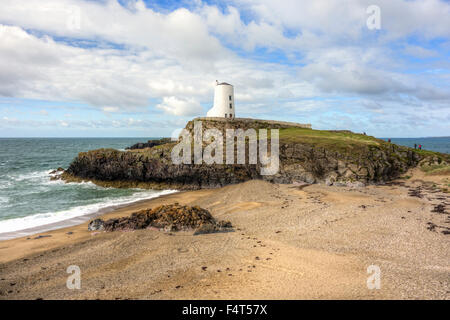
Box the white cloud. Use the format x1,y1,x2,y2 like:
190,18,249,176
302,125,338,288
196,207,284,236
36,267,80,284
102,106,120,113
403,45,438,58
0,21,316,112
157,96,203,116
233,0,450,43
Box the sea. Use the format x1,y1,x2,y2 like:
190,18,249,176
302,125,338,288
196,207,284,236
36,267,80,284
0,138,177,240
380,137,450,154
0,137,448,239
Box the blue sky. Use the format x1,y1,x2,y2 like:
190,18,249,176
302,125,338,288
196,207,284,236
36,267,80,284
0,0,449,137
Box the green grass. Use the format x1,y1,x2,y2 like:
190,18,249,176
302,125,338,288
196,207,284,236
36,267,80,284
279,127,380,144
278,127,385,155
413,149,446,158
420,163,450,175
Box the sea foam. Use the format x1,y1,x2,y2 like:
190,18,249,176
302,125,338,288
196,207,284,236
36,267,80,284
0,189,177,236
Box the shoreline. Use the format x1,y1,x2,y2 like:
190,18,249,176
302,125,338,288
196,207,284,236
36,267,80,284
0,188,215,264
0,189,179,241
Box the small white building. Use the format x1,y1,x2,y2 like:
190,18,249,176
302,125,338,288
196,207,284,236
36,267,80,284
206,81,235,119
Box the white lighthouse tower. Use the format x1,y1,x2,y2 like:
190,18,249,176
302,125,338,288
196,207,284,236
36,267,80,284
206,81,235,119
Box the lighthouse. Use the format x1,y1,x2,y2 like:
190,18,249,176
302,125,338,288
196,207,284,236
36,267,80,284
206,81,235,119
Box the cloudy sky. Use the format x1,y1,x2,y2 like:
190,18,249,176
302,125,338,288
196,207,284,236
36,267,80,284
0,0,449,137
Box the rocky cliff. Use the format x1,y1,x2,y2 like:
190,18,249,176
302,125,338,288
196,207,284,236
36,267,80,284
125,138,171,150
63,118,447,189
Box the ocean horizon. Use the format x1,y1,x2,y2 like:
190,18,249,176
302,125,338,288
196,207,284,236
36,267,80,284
379,137,450,154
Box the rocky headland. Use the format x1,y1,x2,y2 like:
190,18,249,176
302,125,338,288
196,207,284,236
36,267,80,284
61,117,449,190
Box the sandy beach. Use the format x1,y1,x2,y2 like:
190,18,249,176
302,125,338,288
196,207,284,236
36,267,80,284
0,168,448,300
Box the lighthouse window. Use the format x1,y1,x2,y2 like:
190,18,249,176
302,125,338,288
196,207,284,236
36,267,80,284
229,103,232,109
229,95,232,101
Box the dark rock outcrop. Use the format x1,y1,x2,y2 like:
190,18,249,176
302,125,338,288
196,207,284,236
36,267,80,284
88,218,105,231
49,167,64,174
126,138,171,150
89,204,232,234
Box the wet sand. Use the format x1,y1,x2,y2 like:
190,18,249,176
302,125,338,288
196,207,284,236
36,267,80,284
0,169,449,299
